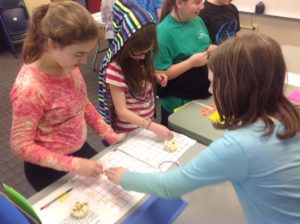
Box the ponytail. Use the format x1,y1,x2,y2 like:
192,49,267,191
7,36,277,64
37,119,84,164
22,1,99,64
160,0,175,22
22,4,49,63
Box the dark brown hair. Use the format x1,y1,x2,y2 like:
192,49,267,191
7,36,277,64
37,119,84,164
113,24,158,95
22,1,99,63
208,33,300,139
160,0,189,22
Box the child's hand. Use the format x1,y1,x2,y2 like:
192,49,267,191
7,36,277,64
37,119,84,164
207,44,217,56
155,73,168,87
189,51,208,68
78,158,103,177
106,132,126,145
148,122,173,139
114,133,126,144
105,167,129,185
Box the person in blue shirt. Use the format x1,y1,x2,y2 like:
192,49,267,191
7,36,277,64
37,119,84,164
105,33,300,223
132,0,163,22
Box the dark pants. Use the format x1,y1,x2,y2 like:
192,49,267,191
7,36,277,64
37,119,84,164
24,142,97,192
160,106,172,127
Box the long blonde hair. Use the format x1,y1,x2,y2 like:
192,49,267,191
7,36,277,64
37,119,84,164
22,1,99,63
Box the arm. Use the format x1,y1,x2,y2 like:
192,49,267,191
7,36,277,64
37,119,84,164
106,135,248,198
84,101,125,144
156,8,162,21
109,84,171,138
155,0,163,22
156,52,208,80
207,44,218,57
154,72,168,87
11,83,102,177
10,91,81,173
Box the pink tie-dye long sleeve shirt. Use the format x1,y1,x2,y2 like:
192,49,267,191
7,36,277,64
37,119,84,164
10,65,118,173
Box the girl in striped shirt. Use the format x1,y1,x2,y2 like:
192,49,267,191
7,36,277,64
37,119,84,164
99,0,172,139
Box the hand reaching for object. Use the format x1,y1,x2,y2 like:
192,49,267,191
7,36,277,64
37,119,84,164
105,167,129,185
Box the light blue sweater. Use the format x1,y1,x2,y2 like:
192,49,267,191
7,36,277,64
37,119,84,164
121,121,300,224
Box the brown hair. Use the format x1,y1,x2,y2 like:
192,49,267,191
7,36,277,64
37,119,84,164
22,1,99,63
113,24,158,95
160,0,189,22
208,33,300,139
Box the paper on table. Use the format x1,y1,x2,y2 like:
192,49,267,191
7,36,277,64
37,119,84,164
32,130,195,223
33,149,153,224
118,130,196,170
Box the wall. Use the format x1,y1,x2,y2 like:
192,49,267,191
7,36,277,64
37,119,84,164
240,13,300,47
24,0,99,15
23,1,300,47
24,0,50,15
235,0,300,20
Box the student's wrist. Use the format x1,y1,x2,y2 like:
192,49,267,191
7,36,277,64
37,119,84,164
139,118,152,129
187,57,194,69
145,119,152,130
104,133,116,145
120,171,130,188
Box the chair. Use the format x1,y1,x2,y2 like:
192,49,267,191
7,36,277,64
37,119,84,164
92,0,112,71
92,29,110,71
0,0,29,58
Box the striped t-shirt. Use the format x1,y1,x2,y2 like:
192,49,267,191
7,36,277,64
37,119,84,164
106,62,155,132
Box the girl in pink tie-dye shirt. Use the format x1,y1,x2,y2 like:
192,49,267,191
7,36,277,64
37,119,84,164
10,1,125,191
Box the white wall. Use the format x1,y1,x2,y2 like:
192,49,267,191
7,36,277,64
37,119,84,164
235,0,300,20
23,1,300,47
240,13,300,47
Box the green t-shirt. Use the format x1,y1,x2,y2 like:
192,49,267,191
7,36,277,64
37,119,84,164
155,15,211,112
155,15,211,69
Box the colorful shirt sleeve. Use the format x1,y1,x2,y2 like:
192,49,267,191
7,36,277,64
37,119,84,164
121,134,248,198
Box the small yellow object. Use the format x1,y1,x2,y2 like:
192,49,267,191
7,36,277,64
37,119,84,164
164,139,177,152
71,201,89,219
208,111,223,123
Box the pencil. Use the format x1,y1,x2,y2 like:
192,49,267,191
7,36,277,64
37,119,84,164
40,188,73,210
